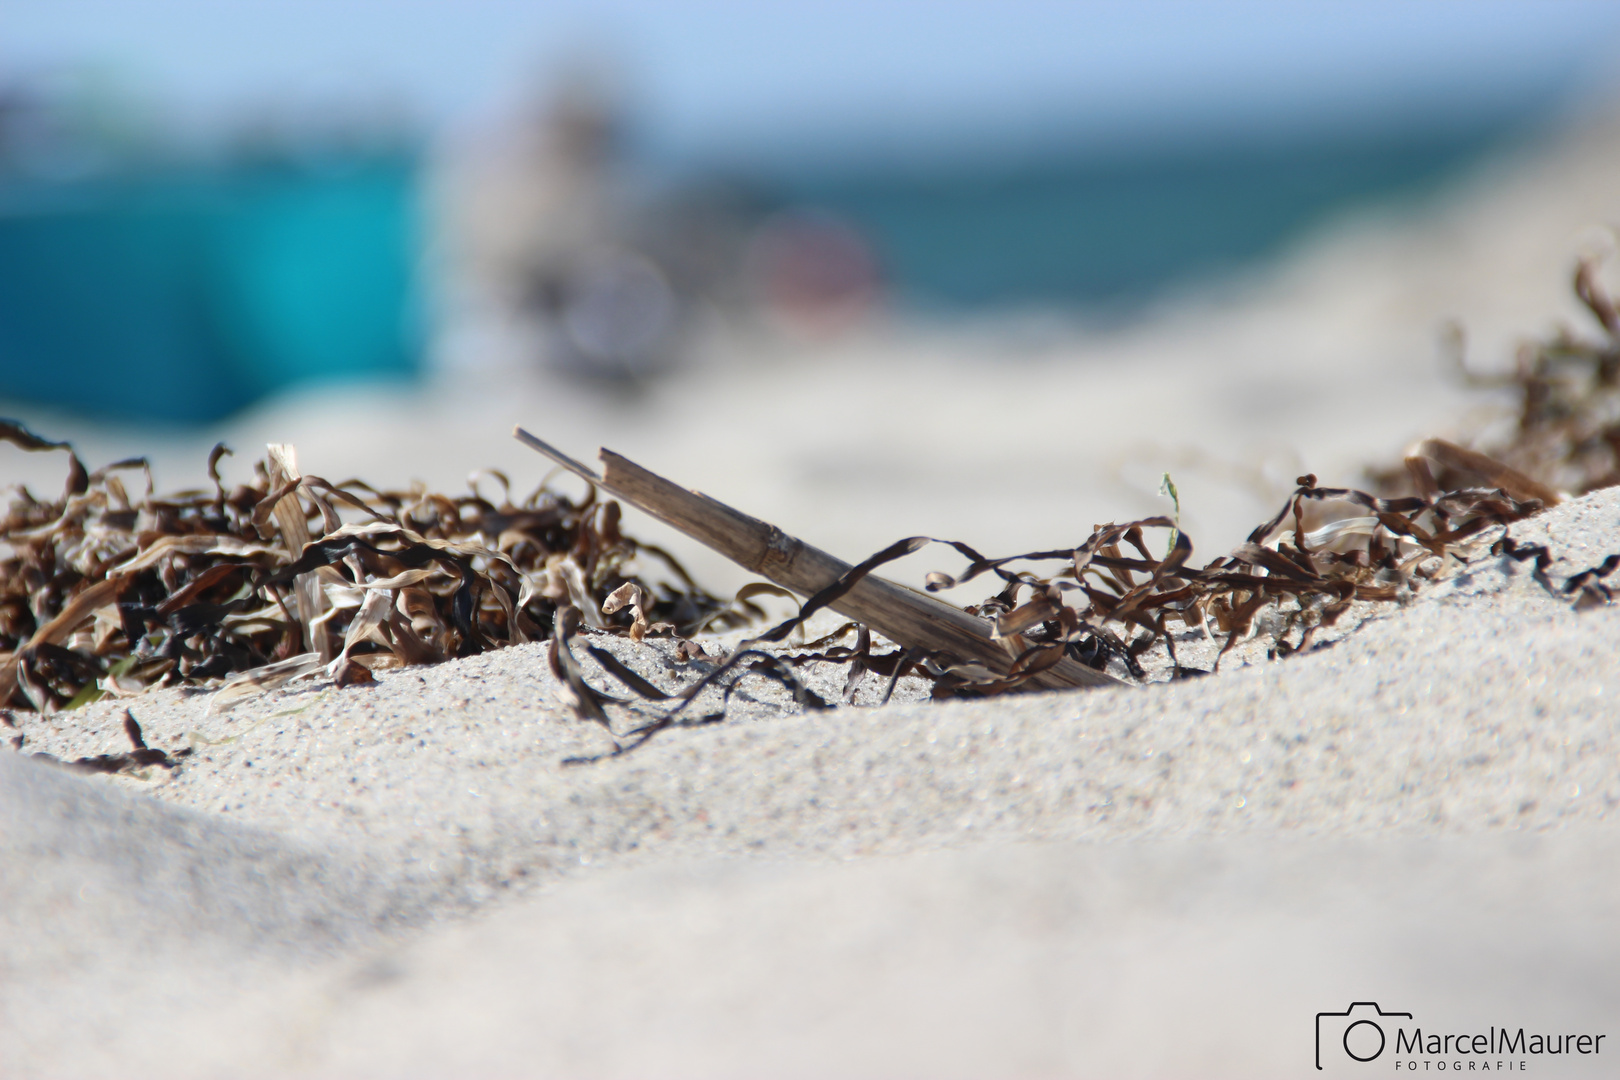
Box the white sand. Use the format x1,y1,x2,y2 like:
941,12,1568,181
5,117,1620,1078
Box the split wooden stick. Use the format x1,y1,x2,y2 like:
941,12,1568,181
514,427,1122,691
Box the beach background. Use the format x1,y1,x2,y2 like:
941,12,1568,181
5,3,1620,1075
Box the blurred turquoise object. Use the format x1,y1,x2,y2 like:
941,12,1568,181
0,156,420,422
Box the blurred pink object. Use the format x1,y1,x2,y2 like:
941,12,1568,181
748,210,881,333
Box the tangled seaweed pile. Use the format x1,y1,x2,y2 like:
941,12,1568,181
0,428,738,715
542,467,1563,761
935,472,1548,680
573,469,1547,710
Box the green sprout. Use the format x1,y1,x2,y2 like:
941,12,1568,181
1158,472,1181,556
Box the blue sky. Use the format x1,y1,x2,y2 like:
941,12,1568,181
6,1,1620,166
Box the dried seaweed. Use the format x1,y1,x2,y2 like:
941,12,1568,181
525,446,1551,767
972,478,1547,674
559,642,827,765
746,476,1549,690
1371,254,1620,498
23,708,191,775
1493,536,1620,611
0,427,737,714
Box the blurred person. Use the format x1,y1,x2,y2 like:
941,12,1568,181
438,66,684,382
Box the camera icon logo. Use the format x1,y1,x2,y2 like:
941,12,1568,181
1316,1002,1413,1069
